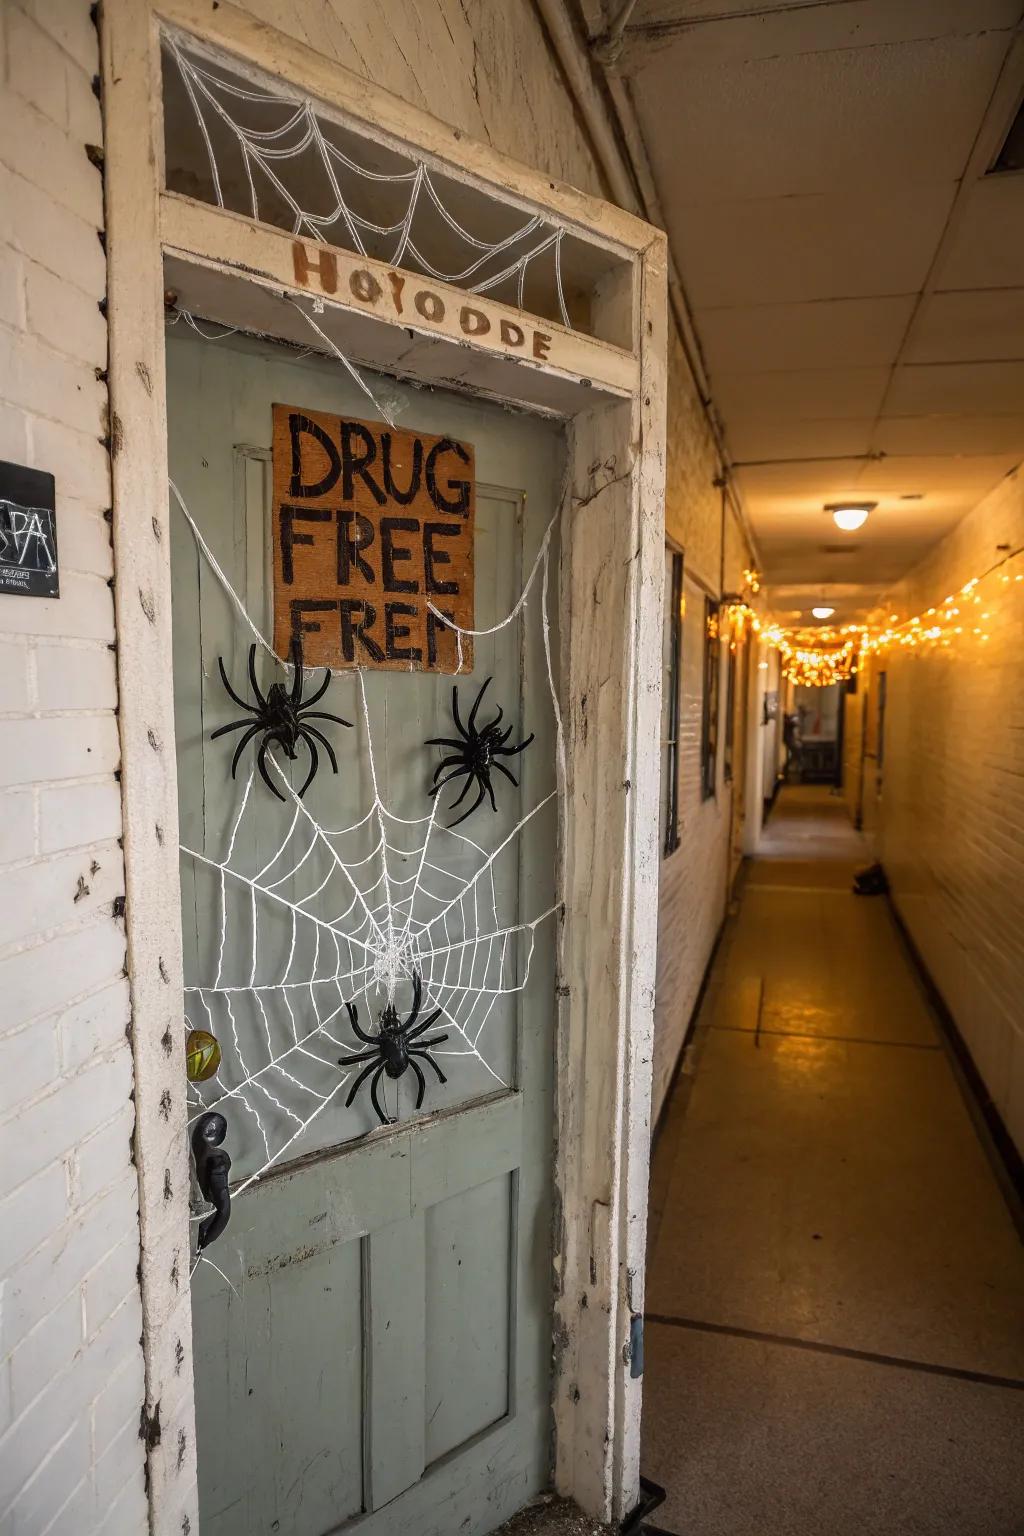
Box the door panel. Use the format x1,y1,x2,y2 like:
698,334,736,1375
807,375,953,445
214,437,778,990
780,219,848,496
167,329,560,1536
364,1213,426,1510
193,1239,364,1536
424,1172,513,1464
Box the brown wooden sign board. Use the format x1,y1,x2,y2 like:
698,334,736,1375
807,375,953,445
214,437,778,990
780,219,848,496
271,403,474,672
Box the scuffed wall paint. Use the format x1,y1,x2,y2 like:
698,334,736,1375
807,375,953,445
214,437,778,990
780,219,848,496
873,466,1024,1155
228,0,609,201
664,334,720,588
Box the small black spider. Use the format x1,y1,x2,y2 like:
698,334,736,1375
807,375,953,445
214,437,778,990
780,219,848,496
425,676,534,827
339,972,449,1126
211,638,352,800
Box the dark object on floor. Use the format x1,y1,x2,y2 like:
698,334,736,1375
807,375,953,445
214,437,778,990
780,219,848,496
853,861,889,896
212,638,352,799
426,675,534,826
621,1476,668,1534
799,738,839,783
340,971,449,1125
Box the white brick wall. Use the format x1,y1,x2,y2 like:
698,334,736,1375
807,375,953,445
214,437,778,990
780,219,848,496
871,467,1024,1159
651,336,755,1121
0,4,147,1531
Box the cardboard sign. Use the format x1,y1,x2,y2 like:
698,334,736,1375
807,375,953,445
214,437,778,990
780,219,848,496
272,405,474,672
0,461,59,599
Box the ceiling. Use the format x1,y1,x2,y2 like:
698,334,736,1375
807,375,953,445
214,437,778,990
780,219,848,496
600,0,1024,622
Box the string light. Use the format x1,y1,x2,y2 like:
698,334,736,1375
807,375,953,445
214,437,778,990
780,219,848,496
721,541,1022,686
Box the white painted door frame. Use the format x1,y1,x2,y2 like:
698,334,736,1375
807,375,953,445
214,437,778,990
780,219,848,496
100,5,667,1531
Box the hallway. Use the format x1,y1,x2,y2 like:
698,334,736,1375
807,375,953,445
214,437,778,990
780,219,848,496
642,788,1024,1536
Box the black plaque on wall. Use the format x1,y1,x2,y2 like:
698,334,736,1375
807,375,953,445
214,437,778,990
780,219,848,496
0,461,59,599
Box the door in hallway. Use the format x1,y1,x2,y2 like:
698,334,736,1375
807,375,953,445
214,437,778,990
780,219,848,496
167,328,561,1534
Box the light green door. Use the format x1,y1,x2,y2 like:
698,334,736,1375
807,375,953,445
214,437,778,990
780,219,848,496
167,328,561,1535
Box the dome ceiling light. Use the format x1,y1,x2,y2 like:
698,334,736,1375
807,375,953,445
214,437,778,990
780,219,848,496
811,606,835,619
826,501,875,532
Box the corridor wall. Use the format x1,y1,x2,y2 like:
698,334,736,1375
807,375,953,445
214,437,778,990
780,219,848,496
651,373,755,1121
876,465,1024,1159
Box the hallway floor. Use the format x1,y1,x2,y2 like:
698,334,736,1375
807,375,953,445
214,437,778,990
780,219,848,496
641,787,1024,1536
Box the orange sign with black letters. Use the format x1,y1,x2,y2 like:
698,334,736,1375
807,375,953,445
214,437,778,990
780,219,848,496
271,404,474,673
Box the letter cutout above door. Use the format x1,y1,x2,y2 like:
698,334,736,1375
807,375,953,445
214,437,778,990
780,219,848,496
272,403,475,671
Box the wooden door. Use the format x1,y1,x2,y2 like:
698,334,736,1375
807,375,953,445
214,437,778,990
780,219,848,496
167,327,561,1535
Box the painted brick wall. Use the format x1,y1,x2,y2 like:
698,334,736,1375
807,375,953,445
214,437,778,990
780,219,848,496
227,0,608,202
0,5,148,1532
651,344,754,1121
873,466,1024,1157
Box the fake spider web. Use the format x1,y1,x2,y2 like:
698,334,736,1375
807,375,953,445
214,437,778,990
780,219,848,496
176,485,563,1217
165,32,573,328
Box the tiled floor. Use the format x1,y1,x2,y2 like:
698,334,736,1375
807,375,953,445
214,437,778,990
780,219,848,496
641,787,1024,1536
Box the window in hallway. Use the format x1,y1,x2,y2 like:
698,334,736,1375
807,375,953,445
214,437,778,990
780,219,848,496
700,596,719,801
661,545,684,855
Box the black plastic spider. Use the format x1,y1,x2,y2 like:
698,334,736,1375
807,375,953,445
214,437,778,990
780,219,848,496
339,972,449,1126
211,638,352,800
425,676,534,827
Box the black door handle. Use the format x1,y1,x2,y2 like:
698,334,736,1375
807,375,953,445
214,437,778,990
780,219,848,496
192,1111,232,1250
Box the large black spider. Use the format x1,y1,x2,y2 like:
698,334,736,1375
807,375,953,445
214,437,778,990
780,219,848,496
339,972,449,1126
425,676,534,827
211,638,352,800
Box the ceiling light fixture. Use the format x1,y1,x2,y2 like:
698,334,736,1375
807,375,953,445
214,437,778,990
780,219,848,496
811,606,835,619
826,501,875,532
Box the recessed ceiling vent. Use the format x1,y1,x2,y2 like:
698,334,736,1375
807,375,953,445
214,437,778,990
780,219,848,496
990,98,1024,174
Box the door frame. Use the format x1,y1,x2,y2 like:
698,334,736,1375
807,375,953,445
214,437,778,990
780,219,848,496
100,5,667,1532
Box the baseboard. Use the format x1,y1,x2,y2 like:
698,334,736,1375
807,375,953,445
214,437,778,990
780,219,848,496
886,889,1024,1226
651,912,727,1150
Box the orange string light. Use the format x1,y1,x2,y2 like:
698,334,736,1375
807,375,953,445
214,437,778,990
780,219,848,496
721,543,1023,686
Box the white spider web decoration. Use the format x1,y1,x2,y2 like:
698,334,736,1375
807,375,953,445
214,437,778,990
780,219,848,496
174,481,563,1231
164,31,573,328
